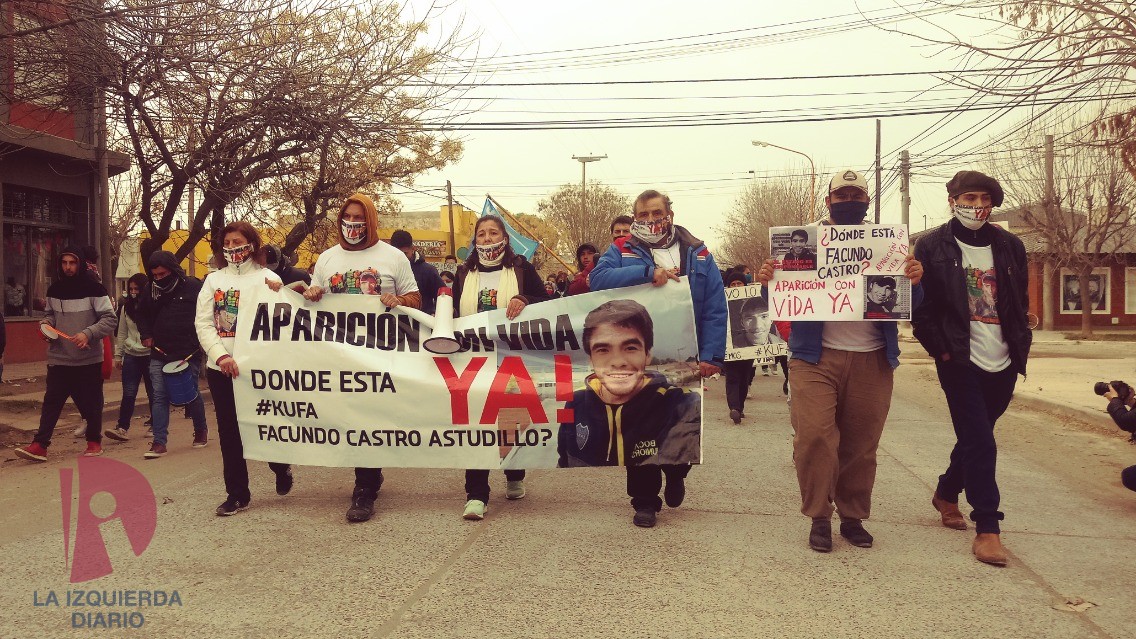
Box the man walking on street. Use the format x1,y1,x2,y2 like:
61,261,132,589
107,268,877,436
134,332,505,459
912,170,1031,567
757,170,925,552
15,248,117,462
591,189,727,528
137,251,210,459
390,229,446,315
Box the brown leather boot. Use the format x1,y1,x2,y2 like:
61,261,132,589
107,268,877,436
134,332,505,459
973,533,1008,566
932,493,967,530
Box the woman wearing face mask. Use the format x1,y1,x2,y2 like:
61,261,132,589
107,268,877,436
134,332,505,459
195,221,292,517
911,170,1031,567
104,273,154,442
451,216,550,521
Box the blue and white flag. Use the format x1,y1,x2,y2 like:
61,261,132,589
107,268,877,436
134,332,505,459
480,197,538,259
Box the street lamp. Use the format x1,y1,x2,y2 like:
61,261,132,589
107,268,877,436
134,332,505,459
572,155,607,245
752,140,817,215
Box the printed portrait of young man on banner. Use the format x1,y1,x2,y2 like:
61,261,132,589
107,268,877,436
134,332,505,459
231,281,702,470
722,285,786,363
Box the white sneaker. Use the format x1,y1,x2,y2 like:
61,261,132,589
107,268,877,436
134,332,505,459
505,480,526,500
104,427,130,442
462,499,486,520
72,425,87,438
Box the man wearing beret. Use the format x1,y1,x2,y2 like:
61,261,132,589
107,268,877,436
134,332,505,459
911,170,1032,567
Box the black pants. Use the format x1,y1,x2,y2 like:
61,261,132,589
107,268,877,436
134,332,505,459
35,363,104,447
207,369,289,502
626,464,690,511
934,360,1017,534
723,360,754,413
355,468,384,498
464,469,526,503
1122,466,1136,492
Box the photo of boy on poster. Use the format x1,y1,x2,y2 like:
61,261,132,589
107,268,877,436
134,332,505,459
864,275,901,320
1060,272,1107,312
777,228,817,271
557,299,701,468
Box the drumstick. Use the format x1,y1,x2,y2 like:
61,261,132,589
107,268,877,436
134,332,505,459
41,325,73,340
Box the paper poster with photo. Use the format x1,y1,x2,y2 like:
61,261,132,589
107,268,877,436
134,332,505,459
724,285,788,363
232,280,703,470
771,226,818,271
1060,269,1110,314
768,224,911,321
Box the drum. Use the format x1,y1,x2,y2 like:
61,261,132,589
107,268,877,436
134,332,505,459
162,360,199,406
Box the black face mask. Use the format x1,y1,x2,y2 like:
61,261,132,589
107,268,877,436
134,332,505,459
829,200,869,225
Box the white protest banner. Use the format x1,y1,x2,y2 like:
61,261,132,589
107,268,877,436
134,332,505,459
724,285,787,363
768,224,912,321
232,281,702,469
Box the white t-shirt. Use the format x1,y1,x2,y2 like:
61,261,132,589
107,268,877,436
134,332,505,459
821,321,885,352
195,264,281,370
955,241,1011,372
312,242,419,297
651,244,683,272
475,269,502,312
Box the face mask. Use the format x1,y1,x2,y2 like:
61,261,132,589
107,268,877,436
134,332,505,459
951,203,991,230
630,216,674,246
829,200,869,225
744,273,753,283
129,292,138,299
476,238,508,266
341,220,367,245
223,244,253,265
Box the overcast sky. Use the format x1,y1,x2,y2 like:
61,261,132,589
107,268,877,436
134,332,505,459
394,0,1074,253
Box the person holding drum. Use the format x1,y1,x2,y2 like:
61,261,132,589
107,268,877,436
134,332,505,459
197,221,293,516
301,193,421,523
137,250,210,459
14,248,117,462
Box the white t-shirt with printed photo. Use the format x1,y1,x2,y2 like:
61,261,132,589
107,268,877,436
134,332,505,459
312,242,419,297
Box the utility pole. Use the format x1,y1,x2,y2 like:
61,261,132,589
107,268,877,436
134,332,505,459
1042,134,1056,331
899,150,911,227
874,119,882,223
446,180,456,258
572,155,606,243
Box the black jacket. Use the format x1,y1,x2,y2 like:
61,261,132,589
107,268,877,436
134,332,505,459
137,275,204,363
272,264,311,288
408,250,446,315
1107,398,1136,434
557,371,701,467
451,255,549,316
912,221,1032,375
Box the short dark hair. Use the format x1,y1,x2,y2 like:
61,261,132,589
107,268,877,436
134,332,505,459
870,276,896,290
575,243,598,270
610,215,633,232
633,190,672,214
583,299,654,355
790,229,808,241
390,229,413,249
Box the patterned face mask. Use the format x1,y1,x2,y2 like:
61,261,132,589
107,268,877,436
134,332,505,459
476,238,508,266
951,203,991,230
222,244,253,265
630,216,674,247
341,220,367,245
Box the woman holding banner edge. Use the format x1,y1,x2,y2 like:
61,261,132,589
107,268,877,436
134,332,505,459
451,215,550,521
195,221,292,517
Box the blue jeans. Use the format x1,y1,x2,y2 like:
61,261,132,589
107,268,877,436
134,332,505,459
116,354,154,430
148,358,207,447
934,359,1017,534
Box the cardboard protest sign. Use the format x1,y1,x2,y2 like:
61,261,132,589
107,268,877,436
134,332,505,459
233,281,702,469
768,224,911,321
724,285,787,363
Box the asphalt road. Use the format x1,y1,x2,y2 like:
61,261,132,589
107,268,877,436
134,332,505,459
1,369,1134,639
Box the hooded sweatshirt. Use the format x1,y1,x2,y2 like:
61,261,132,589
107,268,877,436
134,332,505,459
196,258,281,371
43,247,117,366
311,193,421,307
557,370,701,467
137,250,204,363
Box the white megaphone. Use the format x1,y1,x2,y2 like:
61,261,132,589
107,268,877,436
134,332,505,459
396,287,462,355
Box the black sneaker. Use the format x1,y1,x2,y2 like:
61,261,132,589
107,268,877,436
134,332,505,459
346,487,376,523
276,468,294,496
633,508,657,528
839,520,874,548
729,409,741,424
809,518,832,553
664,476,686,508
216,498,250,517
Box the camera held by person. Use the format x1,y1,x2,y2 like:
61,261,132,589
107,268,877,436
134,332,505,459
1096,380,1136,443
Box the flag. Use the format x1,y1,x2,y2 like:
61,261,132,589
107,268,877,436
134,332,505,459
479,197,539,260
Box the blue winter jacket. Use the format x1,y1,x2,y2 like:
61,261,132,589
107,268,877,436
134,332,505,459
590,226,727,366
787,284,925,369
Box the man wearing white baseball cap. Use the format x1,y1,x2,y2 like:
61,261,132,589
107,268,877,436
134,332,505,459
758,169,925,553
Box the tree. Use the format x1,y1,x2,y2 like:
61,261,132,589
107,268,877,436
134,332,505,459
989,130,1136,337
510,212,568,274
716,175,820,271
537,181,630,259
5,0,473,265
